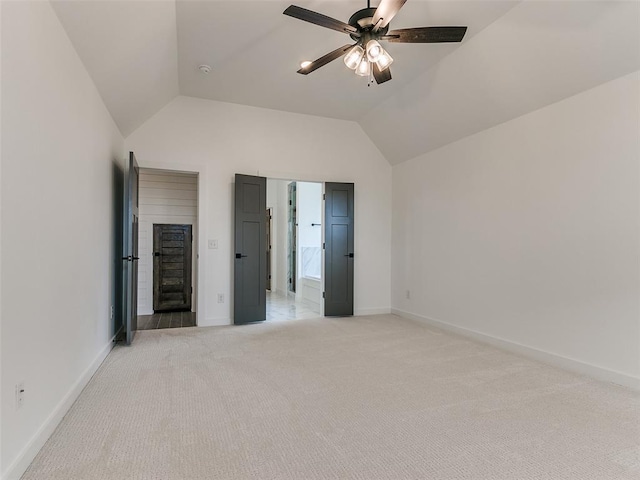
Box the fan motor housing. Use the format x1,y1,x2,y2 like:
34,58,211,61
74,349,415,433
348,7,389,41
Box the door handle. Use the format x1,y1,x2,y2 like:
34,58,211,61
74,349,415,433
132,256,140,261
154,252,161,257
122,256,140,261
235,253,248,259
344,253,354,258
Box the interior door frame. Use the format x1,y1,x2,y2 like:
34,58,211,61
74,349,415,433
131,161,207,327
257,170,357,318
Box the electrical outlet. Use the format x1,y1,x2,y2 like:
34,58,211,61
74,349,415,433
16,383,25,410
217,293,224,303
110,305,114,320
208,239,218,249
405,290,411,300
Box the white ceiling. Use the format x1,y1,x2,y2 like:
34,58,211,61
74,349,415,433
51,0,180,137
176,1,517,120
51,0,640,163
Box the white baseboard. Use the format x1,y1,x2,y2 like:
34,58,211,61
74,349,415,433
391,308,640,391
2,337,116,480
199,310,392,326
356,307,391,316
200,317,231,327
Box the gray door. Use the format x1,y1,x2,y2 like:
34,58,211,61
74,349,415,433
266,209,272,291
234,174,267,324
324,182,354,316
123,152,140,344
153,224,192,312
287,182,297,293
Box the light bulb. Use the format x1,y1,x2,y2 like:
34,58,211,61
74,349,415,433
366,40,383,62
376,49,394,71
343,45,365,70
300,61,312,69
355,58,370,77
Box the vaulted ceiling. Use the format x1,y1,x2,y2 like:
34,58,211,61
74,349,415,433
51,1,640,164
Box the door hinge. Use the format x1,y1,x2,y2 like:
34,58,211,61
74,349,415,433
289,200,292,205
322,242,325,249
191,286,193,293
322,292,325,298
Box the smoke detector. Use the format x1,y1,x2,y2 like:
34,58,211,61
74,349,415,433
198,64,212,74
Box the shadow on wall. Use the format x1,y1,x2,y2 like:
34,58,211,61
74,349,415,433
112,159,124,339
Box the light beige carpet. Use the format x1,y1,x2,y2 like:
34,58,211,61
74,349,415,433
22,315,640,479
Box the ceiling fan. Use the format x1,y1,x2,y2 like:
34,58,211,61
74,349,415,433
283,0,467,85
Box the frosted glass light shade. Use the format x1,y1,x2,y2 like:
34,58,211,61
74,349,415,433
366,40,383,62
376,49,394,71
355,58,371,77
344,45,365,70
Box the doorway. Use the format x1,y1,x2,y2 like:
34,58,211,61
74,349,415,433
234,174,354,324
136,169,199,330
266,179,323,322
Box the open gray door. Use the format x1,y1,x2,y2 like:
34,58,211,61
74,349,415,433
123,152,140,344
324,182,354,316
234,174,267,324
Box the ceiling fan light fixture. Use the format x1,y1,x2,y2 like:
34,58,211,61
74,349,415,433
343,45,365,70
355,57,371,77
283,2,468,86
366,40,383,62
376,49,394,71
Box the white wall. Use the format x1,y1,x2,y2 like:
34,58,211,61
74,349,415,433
296,182,322,309
276,181,290,296
1,2,124,478
266,178,291,296
392,72,640,388
296,181,322,253
137,169,198,315
126,96,392,325
266,178,282,293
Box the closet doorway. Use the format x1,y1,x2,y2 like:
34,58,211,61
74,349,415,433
136,169,199,330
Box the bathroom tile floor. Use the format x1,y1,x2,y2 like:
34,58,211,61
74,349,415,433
266,291,320,322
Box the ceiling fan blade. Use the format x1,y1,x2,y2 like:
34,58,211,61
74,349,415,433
372,62,392,84
372,0,407,32
297,44,355,75
385,26,467,43
284,5,359,36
